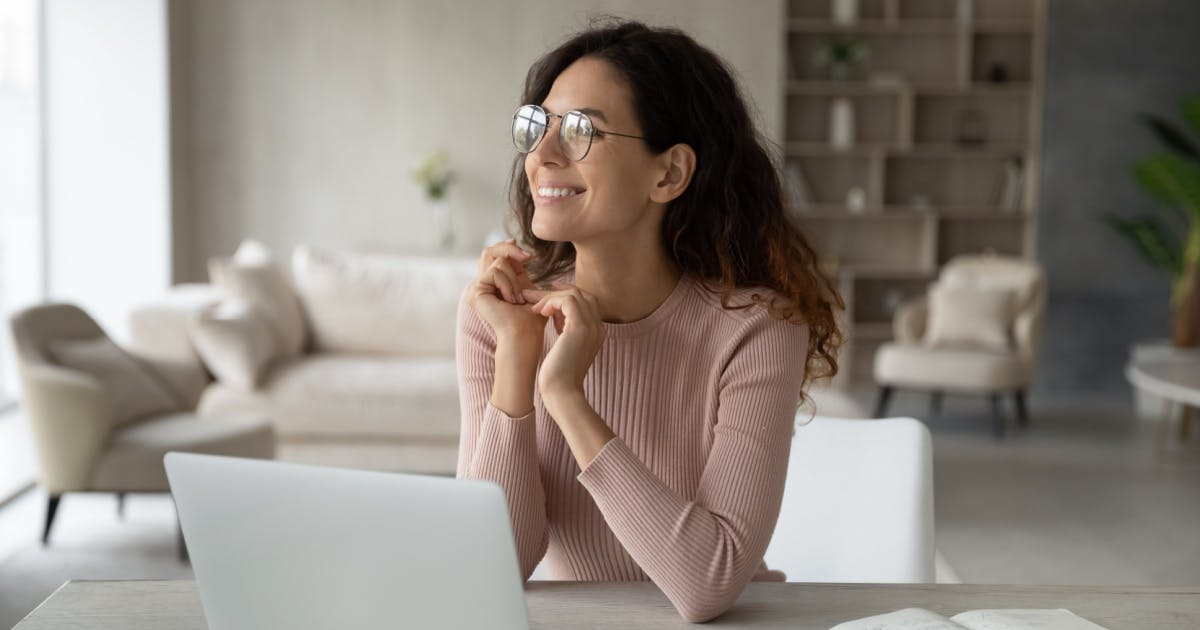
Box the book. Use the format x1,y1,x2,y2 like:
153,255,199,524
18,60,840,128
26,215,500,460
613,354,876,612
832,607,1110,630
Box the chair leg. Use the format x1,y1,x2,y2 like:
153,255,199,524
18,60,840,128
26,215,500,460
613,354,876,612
1014,390,1030,428
874,386,894,418
990,394,1006,439
43,494,62,545
930,391,944,419
116,492,126,520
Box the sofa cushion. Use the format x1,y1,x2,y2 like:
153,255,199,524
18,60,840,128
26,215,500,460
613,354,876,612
209,239,307,359
291,244,476,357
89,411,275,491
923,282,1016,351
873,342,1029,391
198,354,461,439
45,336,183,427
188,299,280,392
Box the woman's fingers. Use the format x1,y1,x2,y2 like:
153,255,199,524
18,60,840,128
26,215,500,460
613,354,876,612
488,259,523,304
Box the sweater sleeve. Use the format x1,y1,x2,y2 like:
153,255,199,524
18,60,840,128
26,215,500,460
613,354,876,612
576,312,809,623
454,289,548,579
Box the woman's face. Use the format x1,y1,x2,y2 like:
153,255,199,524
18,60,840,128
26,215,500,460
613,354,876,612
524,57,663,245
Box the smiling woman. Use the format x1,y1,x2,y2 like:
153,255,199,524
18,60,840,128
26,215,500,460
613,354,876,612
455,18,844,623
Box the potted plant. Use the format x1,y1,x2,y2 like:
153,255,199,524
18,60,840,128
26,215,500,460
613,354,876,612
1106,94,1200,346
810,37,869,81
412,151,457,251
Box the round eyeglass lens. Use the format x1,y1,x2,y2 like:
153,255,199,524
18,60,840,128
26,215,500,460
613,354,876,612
560,111,593,161
512,105,547,153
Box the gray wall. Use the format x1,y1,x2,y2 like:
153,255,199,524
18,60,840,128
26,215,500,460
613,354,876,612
1037,0,1200,396
169,0,785,282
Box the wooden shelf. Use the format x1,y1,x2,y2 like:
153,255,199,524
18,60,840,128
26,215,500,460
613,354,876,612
784,0,1045,386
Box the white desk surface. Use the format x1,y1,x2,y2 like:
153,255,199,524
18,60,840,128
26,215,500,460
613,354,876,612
12,580,1200,629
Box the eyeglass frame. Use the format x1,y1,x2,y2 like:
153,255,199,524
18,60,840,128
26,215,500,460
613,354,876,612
511,104,646,161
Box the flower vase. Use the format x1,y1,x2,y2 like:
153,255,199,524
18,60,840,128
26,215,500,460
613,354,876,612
432,199,455,252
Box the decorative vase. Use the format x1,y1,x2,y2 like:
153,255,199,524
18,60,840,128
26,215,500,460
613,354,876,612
831,0,859,25
829,97,855,151
431,199,455,252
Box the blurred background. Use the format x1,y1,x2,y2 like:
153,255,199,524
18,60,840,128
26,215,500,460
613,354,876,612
1,1,1199,627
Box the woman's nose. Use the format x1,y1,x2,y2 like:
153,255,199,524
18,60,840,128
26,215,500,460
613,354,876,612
530,119,567,166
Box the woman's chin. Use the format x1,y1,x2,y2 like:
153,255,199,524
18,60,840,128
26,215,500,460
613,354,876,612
531,215,572,243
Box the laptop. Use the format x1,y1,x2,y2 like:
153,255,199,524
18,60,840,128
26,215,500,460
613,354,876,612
165,452,530,630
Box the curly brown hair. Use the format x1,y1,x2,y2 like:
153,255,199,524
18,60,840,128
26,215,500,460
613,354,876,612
507,18,845,395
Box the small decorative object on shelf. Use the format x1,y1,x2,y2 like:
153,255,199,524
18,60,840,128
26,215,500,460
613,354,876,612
811,37,869,81
954,105,987,147
412,150,457,252
829,97,856,151
993,155,1025,213
986,62,1010,84
883,288,905,317
831,0,859,26
785,162,815,212
955,0,973,26
846,186,867,214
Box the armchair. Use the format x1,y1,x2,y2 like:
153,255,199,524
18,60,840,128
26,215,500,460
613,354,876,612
872,254,1046,437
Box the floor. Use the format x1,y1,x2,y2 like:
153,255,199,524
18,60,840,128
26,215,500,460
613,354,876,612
0,392,1198,627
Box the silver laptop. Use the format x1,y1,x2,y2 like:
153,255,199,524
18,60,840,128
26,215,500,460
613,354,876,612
165,452,530,630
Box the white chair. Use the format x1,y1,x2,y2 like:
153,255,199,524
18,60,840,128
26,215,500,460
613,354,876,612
764,415,934,583
873,254,1046,438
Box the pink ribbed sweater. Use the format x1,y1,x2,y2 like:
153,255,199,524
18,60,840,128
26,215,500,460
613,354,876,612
455,272,810,622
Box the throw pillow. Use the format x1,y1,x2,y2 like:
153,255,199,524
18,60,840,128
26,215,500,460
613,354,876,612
188,300,280,391
45,335,183,427
208,239,307,358
923,282,1017,351
290,244,477,356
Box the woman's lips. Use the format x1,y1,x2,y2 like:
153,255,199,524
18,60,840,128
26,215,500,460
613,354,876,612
533,189,586,206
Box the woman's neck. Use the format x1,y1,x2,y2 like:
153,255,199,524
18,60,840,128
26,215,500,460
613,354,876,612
572,240,681,324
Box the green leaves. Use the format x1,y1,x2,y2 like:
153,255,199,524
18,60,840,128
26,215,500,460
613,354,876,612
1133,152,1200,218
1104,214,1183,276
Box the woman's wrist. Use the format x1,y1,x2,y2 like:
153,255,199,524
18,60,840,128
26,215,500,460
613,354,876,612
490,332,543,417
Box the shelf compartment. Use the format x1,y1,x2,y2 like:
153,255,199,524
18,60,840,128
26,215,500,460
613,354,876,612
897,0,958,20
788,155,876,205
913,93,1029,146
785,93,901,145
853,277,934,326
787,0,888,21
787,31,961,83
972,32,1033,83
974,0,1036,23
936,217,1024,265
884,154,1016,207
799,214,934,271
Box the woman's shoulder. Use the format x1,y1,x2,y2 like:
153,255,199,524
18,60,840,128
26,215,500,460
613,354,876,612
687,275,804,329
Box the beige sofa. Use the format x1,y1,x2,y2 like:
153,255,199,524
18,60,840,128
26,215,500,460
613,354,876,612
130,244,478,475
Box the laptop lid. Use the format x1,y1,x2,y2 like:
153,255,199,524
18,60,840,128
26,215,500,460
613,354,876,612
165,452,529,630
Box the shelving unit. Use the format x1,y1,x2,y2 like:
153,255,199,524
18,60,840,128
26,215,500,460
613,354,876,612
783,0,1045,385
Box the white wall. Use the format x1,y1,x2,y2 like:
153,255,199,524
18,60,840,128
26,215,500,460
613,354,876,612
43,0,171,339
174,0,785,280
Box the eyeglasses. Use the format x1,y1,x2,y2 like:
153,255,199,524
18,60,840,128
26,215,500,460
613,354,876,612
511,104,645,162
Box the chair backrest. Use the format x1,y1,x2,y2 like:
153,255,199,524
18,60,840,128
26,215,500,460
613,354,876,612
939,253,1045,315
9,302,107,367
764,416,934,583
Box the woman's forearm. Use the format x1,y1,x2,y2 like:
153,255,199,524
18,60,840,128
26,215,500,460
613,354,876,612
490,332,542,417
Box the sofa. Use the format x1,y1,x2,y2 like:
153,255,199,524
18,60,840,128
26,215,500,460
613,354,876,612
130,241,869,476
129,241,478,475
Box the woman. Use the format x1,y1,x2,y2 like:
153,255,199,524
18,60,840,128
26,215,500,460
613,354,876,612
456,19,843,623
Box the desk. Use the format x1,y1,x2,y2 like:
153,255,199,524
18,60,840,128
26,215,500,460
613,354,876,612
12,580,1200,629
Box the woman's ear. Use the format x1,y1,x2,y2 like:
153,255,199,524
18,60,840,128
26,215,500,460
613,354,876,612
649,143,696,204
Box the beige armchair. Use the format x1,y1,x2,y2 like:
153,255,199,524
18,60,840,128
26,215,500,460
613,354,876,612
9,303,275,556
872,255,1046,437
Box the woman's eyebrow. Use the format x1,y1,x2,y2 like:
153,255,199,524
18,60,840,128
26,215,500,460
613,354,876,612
543,106,609,124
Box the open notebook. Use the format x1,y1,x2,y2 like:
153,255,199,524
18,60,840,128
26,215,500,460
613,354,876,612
832,607,1110,630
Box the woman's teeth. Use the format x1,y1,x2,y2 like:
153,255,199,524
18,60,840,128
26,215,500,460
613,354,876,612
537,187,583,198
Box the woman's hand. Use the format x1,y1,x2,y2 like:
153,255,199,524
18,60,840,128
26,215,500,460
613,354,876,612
521,283,606,406
468,239,547,342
